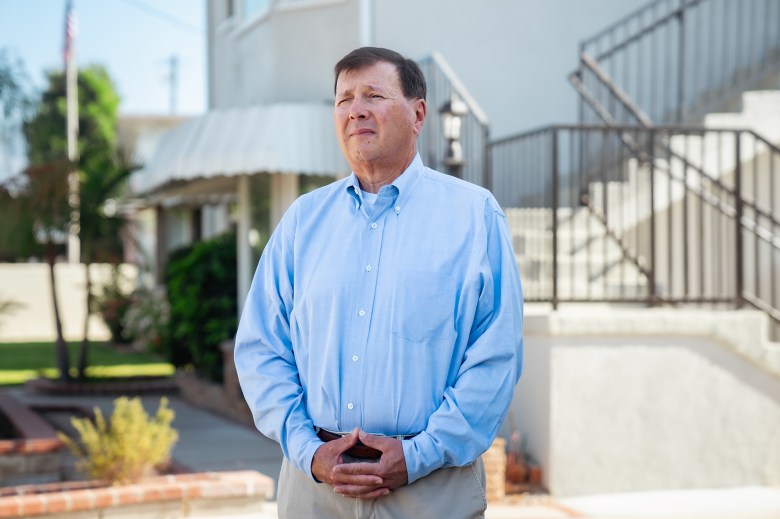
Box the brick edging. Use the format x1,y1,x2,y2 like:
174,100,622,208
0,394,63,455
25,377,178,396
0,471,274,518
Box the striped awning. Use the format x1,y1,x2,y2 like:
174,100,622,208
131,102,348,196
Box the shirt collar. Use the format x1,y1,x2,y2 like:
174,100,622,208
345,152,424,214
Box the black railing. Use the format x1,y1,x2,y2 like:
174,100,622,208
417,52,490,188
573,0,780,126
490,125,780,321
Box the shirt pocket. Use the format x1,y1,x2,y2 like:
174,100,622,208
392,270,455,343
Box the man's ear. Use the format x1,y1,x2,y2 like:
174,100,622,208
412,99,427,136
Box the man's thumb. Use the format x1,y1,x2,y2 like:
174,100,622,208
358,430,381,447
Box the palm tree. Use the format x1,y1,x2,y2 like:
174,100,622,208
21,161,73,381
76,158,136,380
23,65,124,382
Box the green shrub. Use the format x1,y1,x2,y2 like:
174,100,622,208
164,232,237,382
59,396,178,485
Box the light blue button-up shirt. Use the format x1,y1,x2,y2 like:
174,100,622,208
234,154,523,484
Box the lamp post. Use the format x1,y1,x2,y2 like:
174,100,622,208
440,93,468,179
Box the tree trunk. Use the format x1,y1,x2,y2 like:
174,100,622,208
77,261,91,381
47,241,71,381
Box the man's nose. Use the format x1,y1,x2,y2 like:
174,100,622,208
349,98,369,119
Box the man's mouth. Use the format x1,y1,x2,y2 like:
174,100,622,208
351,128,375,137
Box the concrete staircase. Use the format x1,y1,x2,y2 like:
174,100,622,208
585,90,780,235
506,207,648,301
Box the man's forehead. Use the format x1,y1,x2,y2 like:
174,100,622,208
336,62,401,93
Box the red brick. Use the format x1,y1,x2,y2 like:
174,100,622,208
19,496,45,516
91,489,114,509
0,498,20,518
116,486,142,505
179,482,202,499
42,493,68,514
68,490,94,511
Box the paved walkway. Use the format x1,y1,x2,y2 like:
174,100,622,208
8,387,780,518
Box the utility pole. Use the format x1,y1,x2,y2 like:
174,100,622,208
168,55,178,115
64,0,80,263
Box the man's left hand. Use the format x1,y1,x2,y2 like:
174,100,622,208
331,430,409,499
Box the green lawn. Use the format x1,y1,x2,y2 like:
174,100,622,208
0,341,175,386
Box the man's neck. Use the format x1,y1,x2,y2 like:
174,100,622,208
352,150,416,194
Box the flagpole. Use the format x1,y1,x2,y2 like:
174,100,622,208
65,0,80,263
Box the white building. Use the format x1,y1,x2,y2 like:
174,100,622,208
133,0,780,498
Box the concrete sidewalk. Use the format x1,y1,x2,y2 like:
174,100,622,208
8,387,780,518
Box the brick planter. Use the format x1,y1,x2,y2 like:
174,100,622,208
0,471,274,518
482,437,507,502
0,394,64,486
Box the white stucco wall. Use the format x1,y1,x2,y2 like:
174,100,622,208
208,0,650,136
510,306,780,496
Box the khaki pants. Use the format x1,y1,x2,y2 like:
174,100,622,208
277,457,487,519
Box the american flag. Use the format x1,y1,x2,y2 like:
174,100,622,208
63,0,76,66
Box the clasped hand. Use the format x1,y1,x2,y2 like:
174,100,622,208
311,428,408,499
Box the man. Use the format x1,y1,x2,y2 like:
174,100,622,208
235,47,523,518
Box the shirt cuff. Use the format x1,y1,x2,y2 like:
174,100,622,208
300,438,325,482
402,433,443,484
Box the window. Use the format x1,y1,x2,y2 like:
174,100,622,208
276,0,346,11
243,0,272,19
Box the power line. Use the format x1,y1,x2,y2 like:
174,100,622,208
113,0,204,35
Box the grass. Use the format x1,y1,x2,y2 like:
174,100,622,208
0,341,175,386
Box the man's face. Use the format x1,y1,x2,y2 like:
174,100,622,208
334,61,425,169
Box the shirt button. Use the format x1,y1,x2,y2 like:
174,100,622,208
371,222,378,230
358,309,366,316
347,402,354,410
365,265,372,272
352,355,359,362
395,206,401,213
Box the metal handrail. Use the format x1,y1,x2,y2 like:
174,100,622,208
577,0,780,125
573,55,780,237
490,124,780,325
416,52,490,188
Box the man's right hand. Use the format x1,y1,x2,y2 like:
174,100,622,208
310,428,389,498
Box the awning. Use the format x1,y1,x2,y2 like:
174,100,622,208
131,102,348,196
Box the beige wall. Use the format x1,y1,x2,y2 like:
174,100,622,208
0,263,138,342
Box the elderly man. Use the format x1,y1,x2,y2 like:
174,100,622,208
235,47,523,519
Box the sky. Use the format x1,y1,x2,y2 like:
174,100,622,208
0,0,206,116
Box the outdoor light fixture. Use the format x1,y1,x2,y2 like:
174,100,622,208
440,93,468,178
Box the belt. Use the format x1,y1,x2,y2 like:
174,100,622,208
315,428,417,460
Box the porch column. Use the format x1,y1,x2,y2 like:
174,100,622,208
237,174,252,316
270,173,300,230
154,205,167,285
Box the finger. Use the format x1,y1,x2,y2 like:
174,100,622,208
330,470,383,486
357,430,390,449
334,428,360,455
333,461,381,477
334,485,391,499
